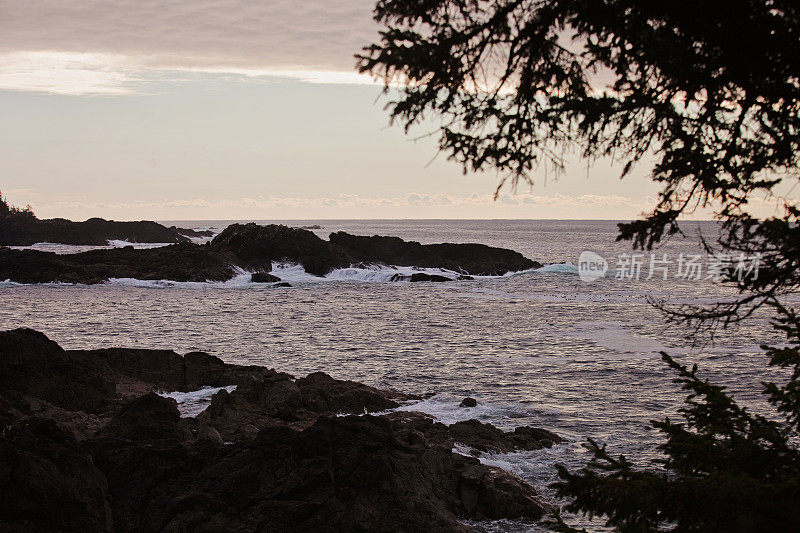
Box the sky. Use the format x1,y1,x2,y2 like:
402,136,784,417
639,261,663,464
0,0,773,221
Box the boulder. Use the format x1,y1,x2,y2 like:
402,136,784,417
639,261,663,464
295,371,409,414
98,392,189,442
384,411,563,454
410,273,452,282
0,328,115,413
460,397,478,408
250,271,280,282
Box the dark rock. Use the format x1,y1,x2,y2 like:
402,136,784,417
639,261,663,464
209,223,349,276
87,415,549,532
197,371,418,442
273,282,293,287
0,330,560,531
410,272,452,282
460,397,478,407
0,417,113,531
457,275,474,280
0,215,190,246
295,371,410,414
384,411,563,454
0,243,238,285
0,328,116,413
98,392,188,442
170,226,214,239
1,222,540,284
250,271,280,282
183,351,227,390
329,231,540,275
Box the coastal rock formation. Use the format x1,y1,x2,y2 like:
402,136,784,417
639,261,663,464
0,222,539,284
0,216,199,246
329,232,539,276
0,328,560,531
0,243,239,284
209,223,350,276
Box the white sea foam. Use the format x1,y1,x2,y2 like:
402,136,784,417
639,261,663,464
108,268,253,289
159,385,236,417
7,240,173,255
270,262,471,284
185,235,215,245
326,264,464,282
385,394,534,427
106,240,172,249
511,262,578,276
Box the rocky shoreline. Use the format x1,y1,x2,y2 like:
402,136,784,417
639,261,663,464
0,329,561,532
0,222,541,284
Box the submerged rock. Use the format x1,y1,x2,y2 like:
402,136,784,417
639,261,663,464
250,271,280,283
410,272,452,282
460,397,478,407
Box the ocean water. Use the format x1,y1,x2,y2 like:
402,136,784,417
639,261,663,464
0,220,784,531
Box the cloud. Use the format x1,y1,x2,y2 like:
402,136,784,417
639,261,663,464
0,0,378,93
34,192,651,212
0,52,140,94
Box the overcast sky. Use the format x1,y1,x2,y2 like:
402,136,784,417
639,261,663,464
0,0,738,220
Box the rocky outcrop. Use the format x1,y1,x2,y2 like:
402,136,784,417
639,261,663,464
209,223,350,276
329,232,540,275
0,243,239,284
0,216,196,246
0,329,561,531
169,226,214,239
196,370,419,442
0,222,539,284
384,412,563,454
250,271,281,282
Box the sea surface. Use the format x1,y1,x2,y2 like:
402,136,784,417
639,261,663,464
0,220,786,531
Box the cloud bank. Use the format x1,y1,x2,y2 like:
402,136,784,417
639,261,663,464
0,0,378,93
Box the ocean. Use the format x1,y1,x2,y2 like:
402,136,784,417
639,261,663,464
0,219,782,531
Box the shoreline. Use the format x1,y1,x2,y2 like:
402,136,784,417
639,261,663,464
0,328,562,532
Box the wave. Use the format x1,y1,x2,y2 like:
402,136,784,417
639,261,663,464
2,260,586,289
382,393,537,428
8,240,174,255
108,268,254,289
277,262,472,284
159,385,237,417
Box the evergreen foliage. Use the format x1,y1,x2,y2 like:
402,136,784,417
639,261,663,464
360,1,800,529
